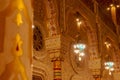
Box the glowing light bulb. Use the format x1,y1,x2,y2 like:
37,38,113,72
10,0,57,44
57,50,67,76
110,68,114,71
76,18,79,22
79,57,82,61
105,66,109,70
79,52,85,56
110,4,113,7
107,7,110,10
109,71,112,75
77,21,82,26
117,5,120,8
73,45,77,48
74,49,79,54
32,25,35,29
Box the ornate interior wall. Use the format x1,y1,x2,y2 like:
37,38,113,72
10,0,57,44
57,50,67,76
32,0,120,80
0,0,119,80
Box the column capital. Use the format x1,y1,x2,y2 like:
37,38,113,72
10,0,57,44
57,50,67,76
45,34,71,60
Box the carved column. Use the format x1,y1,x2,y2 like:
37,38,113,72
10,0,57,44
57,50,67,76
89,55,101,80
0,0,33,80
45,35,70,80
89,1,101,80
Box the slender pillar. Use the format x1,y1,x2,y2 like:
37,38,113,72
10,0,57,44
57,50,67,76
89,54,101,80
0,0,33,80
53,58,62,80
45,35,70,80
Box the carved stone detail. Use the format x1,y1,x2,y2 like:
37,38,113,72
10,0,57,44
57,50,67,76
45,35,70,60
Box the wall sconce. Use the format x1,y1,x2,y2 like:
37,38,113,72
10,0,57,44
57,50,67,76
104,55,114,75
75,12,83,27
104,41,111,49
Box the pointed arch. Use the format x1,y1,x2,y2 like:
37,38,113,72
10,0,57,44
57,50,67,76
65,7,99,57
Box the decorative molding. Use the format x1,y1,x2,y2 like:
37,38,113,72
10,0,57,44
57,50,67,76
33,66,48,80
33,50,48,62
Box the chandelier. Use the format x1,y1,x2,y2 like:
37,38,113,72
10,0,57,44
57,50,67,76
104,54,114,75
73,42,86,61
104,61,114,75
73,12,86,61
104,39,114,75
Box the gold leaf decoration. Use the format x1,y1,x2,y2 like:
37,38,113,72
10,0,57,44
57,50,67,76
16,13,23,26
0,33,28,80
16,0,24,11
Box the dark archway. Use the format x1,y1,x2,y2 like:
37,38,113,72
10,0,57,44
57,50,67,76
32,75,42,80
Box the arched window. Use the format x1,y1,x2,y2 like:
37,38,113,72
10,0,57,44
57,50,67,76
33,25,43,51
